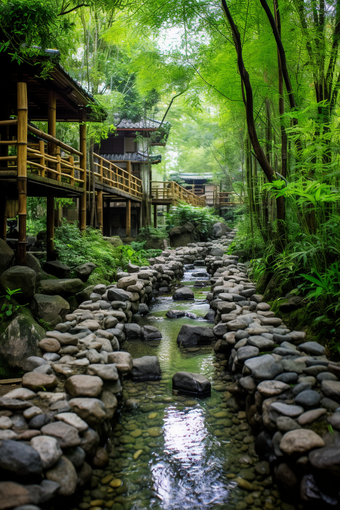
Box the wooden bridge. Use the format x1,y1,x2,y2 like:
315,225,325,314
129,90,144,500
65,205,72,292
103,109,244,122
151,181,206,207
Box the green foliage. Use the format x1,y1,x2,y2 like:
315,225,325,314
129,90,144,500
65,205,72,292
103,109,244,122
138,226,168,239
166,202,224,241
54,222,150,285
0,288,27,324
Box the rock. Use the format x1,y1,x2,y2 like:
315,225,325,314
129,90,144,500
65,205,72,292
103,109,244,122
43,260,71,279
0,439,42,475
239,376,256,393
87,364,118,381
124,323,142,340
237,346,259,363
0,239,14,273
213,222,232,238
244,354,283,381
173,287,194,300
0,313,45,373
0,482,39,510
64,446,86,468
39,279,83,297
100,390,118,420
177,325,215,348
107,288,132,302
294,390,321,409
173,372,211,396
31,294,70,328
138,303,149,315
280,429,325,455
275,462,298,489
68,398,106,426
0,266,36,299
142,325,162,341
257,380,290,397
248,336,275,350
276,417,301,432
297,408,327,426
117,275,138,289
0,416,12,429
65,375,103,398
40,422,80,448
327,412,340,430
299,341,325,356
4,388,36,400
30,436,63,469
22,372,58,392
271,402,304,417
321,380,340,402
0,398,31,411
107,352,132,374
23,356,46,372
166,310,185,319
45,456,77,496
75,262,96,282
132,356,161,382
276,372,299,384
38,338,61,353
92,447,109,468
309,445,340,477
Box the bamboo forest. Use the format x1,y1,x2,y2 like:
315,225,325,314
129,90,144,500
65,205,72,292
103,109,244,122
0,1,340,510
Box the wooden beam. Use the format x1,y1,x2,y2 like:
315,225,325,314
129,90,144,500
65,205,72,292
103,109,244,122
126,199,131,237
17,82,28,265
153,203,157,228
79,123,87,232
97,190,103,232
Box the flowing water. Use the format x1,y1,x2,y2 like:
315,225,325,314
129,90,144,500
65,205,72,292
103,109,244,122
79,269,289,510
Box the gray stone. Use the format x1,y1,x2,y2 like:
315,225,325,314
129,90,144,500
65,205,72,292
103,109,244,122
271,402,304,417
45,456,77,496
280,429,325,455
257,380,290,397
87,363,118,381
239,376,256,393
55,412,88,432
327,412,340,430
124,323,142,340
39,279,83,297
75,262,96,282
30,436,63,469
292,383,312,396
132,356,161,382
40,422,80,448
321,380,340,401
280,359,306,374
23,356,46,372
248,336,274,350
299,341,326,356
297,408,327,426
303,365,328,377
275,372,299,384
237,346,259,363
31,294,70,328
0,439,42,475
294,390,321,409
173,371,211,395
64,446,86,468
43,260,70,279
276,417,301,432
173,287,194,300
107,287,132,302
213,222,231,238
68,398,106,426
65,375,103,398
38,338,61,353
142,325,162,341
4,388,36,400
309,445,340,477
177,325,215,348
316,372,338,382
22,372,58,392
0,266,36,299
244,354,283,381
0,238,14,273
108,352,132,374
166,310,186,319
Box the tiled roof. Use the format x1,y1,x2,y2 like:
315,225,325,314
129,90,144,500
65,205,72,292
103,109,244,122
101,153,148,162
116,118,163,130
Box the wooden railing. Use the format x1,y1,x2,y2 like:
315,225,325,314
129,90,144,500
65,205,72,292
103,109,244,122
151,181,206,207
92,153,142,199
216,191,238,207
0,122,85,187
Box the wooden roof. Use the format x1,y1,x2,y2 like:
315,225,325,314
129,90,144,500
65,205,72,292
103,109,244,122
0,53,106,122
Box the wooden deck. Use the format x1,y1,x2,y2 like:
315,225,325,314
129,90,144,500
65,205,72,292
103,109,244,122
151,181,206,207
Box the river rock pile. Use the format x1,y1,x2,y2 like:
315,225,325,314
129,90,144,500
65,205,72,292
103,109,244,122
206,249,340,507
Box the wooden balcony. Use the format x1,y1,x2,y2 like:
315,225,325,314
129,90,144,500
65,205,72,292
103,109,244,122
151,181,206,207
92,153,142,201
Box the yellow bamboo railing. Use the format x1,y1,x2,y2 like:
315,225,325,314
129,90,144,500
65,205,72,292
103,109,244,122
92,153,143,199
151,181,206,207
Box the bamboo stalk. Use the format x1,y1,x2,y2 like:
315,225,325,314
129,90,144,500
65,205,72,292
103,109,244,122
17,82,28,265
79,123,87,232
28,125,82,157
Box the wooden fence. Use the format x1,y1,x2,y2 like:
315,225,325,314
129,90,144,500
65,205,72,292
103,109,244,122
92,153,143,199
151,181,206,207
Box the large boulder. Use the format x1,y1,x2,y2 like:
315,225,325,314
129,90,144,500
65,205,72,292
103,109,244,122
43,260,71,279
0,239,14,274
213,222,232,238
31,294,70,328
173,287,194,301
25,253,49,281
132,356,161,381
0,311,45,375
75,263,96,282
173,371,211,396
177,325,215,348
0,265,36,299
39,279,83,297
169,222,199,248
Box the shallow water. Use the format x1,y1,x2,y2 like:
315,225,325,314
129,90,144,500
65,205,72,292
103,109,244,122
80,270,291,510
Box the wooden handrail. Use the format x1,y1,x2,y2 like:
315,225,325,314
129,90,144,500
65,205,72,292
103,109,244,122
0,119,18,126
28,125,82,157
92,153,143,199
151,181,206,207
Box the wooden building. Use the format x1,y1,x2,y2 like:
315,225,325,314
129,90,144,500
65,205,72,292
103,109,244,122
0,51,105,263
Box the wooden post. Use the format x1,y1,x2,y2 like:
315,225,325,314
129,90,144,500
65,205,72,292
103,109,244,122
153,203,157,228
127,160,131,194
79,123,87,232
17,82,28,265
39,140,45,177
46,91,56,261
126,199,131,237
0,194,7,240
97,190,103,232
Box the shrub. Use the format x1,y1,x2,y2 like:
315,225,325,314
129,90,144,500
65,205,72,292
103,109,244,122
166,202,225,241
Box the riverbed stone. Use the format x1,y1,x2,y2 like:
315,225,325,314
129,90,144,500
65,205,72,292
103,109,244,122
31,294,70,328
247,336,274,350
237,346,259,363
4,388,36,400
39,278,83,297
297,408,327,426
309,445,340,476
107,352,132,374
299,341,326,356
68,398,106,426
38,338,61,353
132,356,161,381
177,325,215,348
173,287,194,300
87,363,118,381
257,380,290,397
294,390,321,409
321,380,340,401
271,402,304,417
280,429,324,455
244,354,283,381
22,372,58,391
55,412,88,432
173,372,211,396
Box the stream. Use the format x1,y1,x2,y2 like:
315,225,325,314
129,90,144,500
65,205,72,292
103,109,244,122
79,268,292,510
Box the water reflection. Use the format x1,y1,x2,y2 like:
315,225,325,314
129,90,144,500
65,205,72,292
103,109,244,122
151,406,231,509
